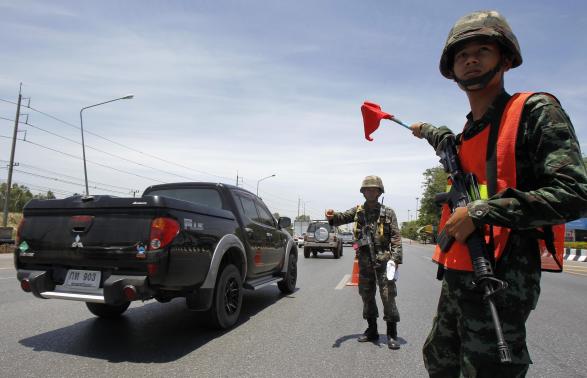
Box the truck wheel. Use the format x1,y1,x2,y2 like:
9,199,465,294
333,246,340,259
303,247,310,258
207,264,243,330
339,243,344,257
278,251,297,294
86,302,130,318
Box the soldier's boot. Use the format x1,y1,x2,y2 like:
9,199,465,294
358,318,378,342
386,321,400,350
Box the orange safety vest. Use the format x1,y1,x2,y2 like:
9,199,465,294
433,92,565,272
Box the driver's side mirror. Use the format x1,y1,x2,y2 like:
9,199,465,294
278,217,291,229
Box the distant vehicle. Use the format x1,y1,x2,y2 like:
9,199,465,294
15,182,297,329
294,234,305,248
340,231,354,245
303,221,343,259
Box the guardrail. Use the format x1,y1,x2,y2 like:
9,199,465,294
564,248,587,262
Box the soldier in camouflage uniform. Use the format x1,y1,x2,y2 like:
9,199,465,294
325,175,403,350
410,10,587,377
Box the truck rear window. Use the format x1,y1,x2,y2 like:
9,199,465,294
146,188,223,209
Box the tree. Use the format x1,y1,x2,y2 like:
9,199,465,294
295,214,310,222
418,166,447,227
400,221,419,240
0,183,55,212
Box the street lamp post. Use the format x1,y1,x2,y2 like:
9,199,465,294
256,174,276,197
79,94,134,196
416,197,419,220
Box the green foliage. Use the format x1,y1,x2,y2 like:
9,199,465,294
295,214,310,222
400,221,419,240
0,183,55,212
418,166,446,226
565,241,587,249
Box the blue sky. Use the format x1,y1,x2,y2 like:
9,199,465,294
1,1,585,224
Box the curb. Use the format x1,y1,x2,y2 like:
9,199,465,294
0,244,15,254
564,248,587,262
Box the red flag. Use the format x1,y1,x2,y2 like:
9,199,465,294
361,101,393,141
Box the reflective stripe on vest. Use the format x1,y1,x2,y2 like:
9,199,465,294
433,92,565,272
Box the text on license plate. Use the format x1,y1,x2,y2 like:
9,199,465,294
64,270,101,289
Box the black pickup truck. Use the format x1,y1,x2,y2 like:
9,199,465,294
14,182,297,329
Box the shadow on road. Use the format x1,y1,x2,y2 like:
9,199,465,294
332,334,408,348
19,286,291,363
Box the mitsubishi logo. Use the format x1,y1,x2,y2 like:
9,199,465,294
71,235,84,248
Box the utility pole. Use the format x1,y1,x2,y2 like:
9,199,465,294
3,84,23,227
297,196,301,219
416,197,419,220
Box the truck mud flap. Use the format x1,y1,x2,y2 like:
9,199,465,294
186,288,213,311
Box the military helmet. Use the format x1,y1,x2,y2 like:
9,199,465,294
439,10,522,79
360,175,384,193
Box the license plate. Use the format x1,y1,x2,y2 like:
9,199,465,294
64,270,101,289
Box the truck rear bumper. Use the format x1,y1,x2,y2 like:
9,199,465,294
304,242,337,249
17,269,150,305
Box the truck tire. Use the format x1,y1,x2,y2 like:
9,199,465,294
278,251,297,294
303,247,310,258
86,301,130,318
339,243,344,257
333,246,340,259
207,264,243,330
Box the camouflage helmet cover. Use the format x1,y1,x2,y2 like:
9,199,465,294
440,10,522,79
360,175,384,193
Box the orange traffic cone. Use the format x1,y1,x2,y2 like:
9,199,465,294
346,256,359,286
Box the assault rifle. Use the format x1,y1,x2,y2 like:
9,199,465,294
435,134,512,363
357,223,381,271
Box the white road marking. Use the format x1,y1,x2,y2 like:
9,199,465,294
335,274,351,290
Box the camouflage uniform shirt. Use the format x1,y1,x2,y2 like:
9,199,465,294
331,202,403,265
422,90,587,229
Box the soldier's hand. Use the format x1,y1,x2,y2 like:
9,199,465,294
443,206,475,243
410,122,426,139
325,209,334,220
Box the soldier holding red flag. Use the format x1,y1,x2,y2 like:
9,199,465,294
406,10,587,377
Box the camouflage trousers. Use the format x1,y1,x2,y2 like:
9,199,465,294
358,252,400,322
422,255,541,378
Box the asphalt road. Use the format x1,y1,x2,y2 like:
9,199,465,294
0,243,585,377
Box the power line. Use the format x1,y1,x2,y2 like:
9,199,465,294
16,101,234,182
19,120,201,182
22,139,168,184
0,178,76,197
2,97,301,206
1,168,129,195
0,160,132,191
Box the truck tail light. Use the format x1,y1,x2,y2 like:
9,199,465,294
333,236,337,242
148,217,179,250
21,278,32,292
16,218,25,245
123,285,138,301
